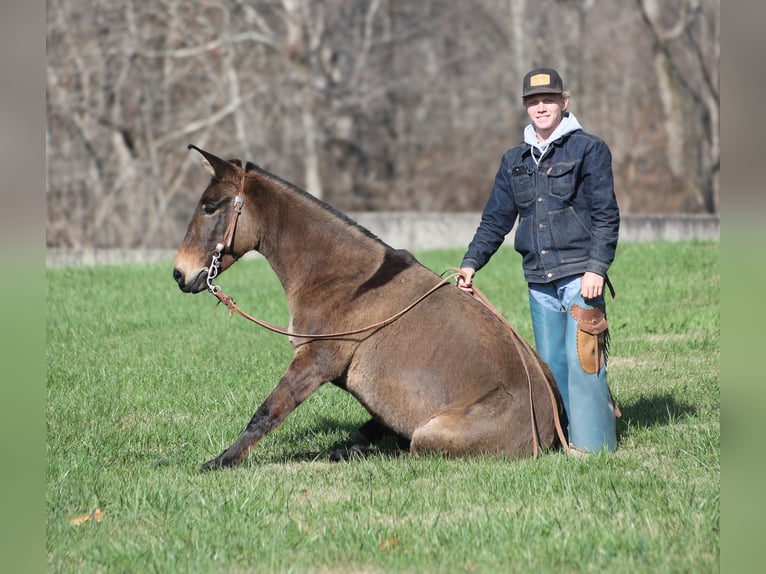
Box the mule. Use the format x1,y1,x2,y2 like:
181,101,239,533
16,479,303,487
173,145,566,470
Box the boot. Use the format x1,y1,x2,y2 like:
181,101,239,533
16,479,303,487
564,293,617,453
529,295,570,421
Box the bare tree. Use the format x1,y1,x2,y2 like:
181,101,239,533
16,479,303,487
46,0,720,249
634,0,719,212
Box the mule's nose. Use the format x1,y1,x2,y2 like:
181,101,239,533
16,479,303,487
173,267,185,289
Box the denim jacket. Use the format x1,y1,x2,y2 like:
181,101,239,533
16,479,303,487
461,128,619,284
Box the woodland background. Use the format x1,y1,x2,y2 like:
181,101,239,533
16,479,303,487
46,0,719,249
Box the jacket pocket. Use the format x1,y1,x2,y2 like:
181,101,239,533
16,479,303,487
510,168,535,206
548,161,577,199
549,206,591,263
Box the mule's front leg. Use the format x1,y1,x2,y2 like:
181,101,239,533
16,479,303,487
200,353,325,471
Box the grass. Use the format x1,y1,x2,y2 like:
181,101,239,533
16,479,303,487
46,241,719,573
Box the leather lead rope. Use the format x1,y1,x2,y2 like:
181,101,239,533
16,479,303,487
209,275,457,340
468,282,571,457
207,178,458,340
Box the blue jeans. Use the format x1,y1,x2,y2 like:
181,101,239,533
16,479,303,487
528,276,616,452
529,275,605,311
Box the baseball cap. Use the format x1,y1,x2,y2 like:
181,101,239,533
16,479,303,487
522,68,564,97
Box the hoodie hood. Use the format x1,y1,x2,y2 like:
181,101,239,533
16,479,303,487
524,112,583,165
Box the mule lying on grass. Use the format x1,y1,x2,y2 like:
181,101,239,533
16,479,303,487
173,145,565,470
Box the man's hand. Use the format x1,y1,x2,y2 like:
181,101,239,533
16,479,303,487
581,271,604,300
456,267,475,293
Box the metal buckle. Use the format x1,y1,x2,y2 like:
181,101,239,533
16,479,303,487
206,244,224,293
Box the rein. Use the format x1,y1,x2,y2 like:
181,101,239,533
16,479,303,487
468,282,570,457
206,189,568,457
210,271,457,340
205,184,457,340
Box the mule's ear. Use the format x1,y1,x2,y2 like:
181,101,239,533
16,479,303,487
187,144,235,178
197,154,216,177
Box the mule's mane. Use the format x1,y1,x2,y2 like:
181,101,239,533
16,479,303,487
234,158,387,247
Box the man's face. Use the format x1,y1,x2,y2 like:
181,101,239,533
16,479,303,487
524,94,568,139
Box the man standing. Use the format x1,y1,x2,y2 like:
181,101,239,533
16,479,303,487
456,68,620,453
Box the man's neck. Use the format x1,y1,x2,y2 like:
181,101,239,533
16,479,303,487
535,125,558,142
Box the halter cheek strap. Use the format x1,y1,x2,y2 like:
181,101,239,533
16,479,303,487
220,195,244,254
207,194,244,294
215,172,248,255
207,175,247,294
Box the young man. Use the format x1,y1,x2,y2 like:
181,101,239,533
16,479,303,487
456,68,620,453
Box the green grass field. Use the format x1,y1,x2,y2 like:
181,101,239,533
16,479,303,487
46,241,719,573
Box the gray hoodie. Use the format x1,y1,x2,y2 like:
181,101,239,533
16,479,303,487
524,112,583,165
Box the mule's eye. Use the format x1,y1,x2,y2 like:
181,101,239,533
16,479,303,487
202,204,217,215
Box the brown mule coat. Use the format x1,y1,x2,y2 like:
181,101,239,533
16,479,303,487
173,146,565,470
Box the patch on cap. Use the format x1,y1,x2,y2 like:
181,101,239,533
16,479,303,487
529,73,551,87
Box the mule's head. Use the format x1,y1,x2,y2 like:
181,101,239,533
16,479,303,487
173,145,252,293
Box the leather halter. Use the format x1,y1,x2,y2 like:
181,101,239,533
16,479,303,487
220,194,244,255
205,176,246,294
219,172,247,255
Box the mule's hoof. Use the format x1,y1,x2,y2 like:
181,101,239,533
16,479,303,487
199,458,222,472
329,445,367,462
199,455,238,472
